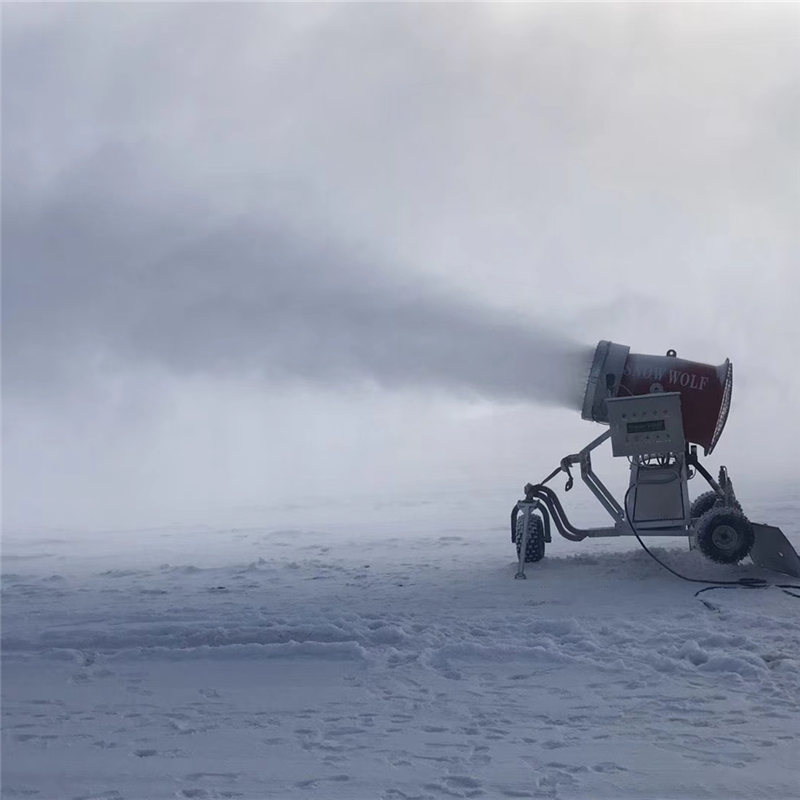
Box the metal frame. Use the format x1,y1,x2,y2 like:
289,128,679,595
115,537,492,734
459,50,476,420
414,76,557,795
513,433,800,579
513,429,696,579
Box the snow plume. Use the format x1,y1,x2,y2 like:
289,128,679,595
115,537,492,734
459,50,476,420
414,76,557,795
4,164,592,411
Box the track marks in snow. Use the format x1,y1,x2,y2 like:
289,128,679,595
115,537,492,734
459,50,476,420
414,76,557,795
4,512,800,799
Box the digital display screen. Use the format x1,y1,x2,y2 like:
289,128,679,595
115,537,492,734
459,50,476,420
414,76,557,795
627,420,666,434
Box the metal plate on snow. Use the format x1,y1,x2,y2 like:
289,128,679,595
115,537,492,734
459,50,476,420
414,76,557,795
749,524,800,578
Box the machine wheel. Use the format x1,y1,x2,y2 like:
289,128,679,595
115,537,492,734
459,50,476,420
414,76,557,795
515,513,545,563
690,490,742,518
695,509,754,564
690,491,719,519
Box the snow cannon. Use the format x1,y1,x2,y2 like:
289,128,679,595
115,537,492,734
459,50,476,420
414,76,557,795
511,341,800,581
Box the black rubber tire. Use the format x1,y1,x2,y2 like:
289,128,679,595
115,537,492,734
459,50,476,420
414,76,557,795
695,509,754,564
515,513,545,563
690,491,719,519
690,490,742,518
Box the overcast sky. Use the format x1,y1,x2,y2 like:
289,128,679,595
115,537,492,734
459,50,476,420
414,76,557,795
3,3,799,530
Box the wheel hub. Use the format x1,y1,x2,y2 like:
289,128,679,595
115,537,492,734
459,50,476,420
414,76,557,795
711,524,740,553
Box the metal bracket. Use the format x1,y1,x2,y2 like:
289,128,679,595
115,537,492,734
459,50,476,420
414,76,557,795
563,430,625,523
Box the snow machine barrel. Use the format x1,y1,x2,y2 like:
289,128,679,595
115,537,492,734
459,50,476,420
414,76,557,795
582,340,732,455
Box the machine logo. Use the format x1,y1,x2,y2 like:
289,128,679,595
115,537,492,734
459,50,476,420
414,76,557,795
624,361,710,391
667,370,710,391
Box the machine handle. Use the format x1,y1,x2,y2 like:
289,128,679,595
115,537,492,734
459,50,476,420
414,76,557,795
560,457,574,492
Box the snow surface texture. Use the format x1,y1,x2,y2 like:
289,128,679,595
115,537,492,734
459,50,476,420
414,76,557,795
3,487,800,799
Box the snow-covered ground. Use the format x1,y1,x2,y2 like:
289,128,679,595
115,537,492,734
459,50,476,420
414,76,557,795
3,486,800,800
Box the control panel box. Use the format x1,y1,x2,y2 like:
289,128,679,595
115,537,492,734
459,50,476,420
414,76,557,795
605,392,685,457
